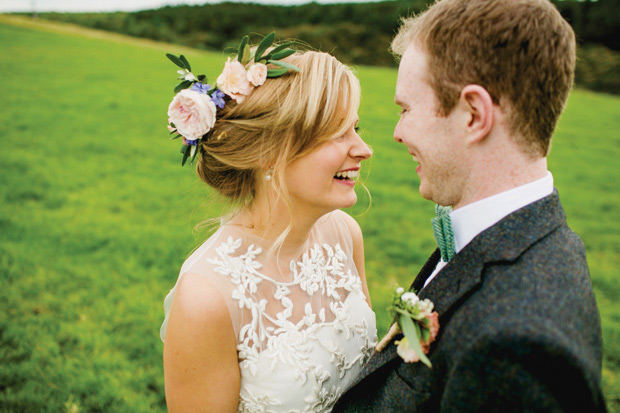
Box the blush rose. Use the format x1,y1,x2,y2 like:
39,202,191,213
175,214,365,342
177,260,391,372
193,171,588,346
216,57,253,103
167,89,217,141
246,63,268,87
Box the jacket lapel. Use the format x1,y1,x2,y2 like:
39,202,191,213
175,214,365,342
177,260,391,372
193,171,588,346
346,190,566,391
344,250,441,388
411,249,441,293
420,189,565,316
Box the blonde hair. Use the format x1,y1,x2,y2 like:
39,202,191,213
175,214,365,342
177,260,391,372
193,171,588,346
392,0,576,157
196,50,361,231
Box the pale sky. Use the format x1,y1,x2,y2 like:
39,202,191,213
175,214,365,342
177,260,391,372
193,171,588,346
0,0,385,13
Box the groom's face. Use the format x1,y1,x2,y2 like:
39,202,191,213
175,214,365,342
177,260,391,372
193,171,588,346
394,45,465,206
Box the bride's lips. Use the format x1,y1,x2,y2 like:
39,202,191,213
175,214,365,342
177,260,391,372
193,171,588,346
333,167,360,186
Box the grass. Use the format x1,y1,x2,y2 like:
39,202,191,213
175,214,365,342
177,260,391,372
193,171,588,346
1,15,619,412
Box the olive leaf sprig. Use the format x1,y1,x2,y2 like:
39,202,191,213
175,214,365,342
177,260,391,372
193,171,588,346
236,32,300,77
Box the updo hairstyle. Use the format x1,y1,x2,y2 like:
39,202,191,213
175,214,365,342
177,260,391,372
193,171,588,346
196,50,361,211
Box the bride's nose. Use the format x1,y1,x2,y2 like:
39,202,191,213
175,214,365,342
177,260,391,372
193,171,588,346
350,134,372,160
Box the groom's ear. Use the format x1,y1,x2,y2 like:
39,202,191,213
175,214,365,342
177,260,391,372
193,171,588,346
458,85,494,146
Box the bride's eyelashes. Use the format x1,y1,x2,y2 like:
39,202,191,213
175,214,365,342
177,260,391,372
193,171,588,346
332,125,361,141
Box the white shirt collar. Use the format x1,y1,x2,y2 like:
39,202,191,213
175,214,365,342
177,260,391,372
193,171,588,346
450,171,554,253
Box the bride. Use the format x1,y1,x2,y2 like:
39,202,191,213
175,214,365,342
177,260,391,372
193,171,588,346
160,35,377,412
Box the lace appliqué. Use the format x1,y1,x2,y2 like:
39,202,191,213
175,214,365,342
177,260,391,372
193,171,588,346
207,237,375,412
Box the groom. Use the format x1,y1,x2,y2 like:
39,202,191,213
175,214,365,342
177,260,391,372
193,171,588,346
334,0,605,411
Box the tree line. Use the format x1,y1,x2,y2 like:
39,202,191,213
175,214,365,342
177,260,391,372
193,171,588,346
35,0,619,94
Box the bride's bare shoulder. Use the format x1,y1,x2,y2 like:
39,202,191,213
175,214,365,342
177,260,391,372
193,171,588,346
163,271,240,411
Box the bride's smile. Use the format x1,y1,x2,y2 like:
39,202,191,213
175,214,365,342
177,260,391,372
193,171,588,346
284,121,371,215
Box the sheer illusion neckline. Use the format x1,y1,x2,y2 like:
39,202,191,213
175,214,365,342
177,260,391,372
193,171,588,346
219,214,332,263
211,229,343,286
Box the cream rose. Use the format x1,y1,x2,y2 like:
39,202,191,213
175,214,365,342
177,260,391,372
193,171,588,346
216,57,253,103
167,89,217,141
395,337,420,363
246,63,268,87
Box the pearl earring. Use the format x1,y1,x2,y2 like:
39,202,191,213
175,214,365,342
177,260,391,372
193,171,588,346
265,170,273,181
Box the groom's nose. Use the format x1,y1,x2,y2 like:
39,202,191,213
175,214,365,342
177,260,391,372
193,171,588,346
393,121,404,143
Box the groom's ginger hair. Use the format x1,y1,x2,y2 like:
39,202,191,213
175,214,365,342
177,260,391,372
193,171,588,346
391,0,576,157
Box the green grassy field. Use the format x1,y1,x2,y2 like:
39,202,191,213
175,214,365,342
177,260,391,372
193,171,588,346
1,15,619,412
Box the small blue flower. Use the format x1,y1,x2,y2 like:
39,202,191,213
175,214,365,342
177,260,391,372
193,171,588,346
190,82,212,94
210,89,226,109
184,138,198,146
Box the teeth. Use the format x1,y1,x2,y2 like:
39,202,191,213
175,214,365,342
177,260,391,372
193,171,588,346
412,155,419,162
335,170,359,179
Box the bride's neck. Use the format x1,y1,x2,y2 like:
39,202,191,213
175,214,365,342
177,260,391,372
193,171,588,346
229,193,322,250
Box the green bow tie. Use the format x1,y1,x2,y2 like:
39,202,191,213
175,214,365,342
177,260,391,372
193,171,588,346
432,205,455,262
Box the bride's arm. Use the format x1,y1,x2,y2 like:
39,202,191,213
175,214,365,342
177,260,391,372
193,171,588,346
340,211,372,308
163,272,240,412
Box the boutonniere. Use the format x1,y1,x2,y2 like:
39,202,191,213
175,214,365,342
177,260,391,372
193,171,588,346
376,287,439,367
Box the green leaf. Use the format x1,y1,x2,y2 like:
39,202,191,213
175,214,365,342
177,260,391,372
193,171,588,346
265,41,296,58
174,80,192,93
166,53,185,69
181,145,191,166
169,134,182,140
197,74,206,82
270,49,295,61
190,144,199,163
241,44,251,65
266,68,288,78
179,55,191,71
421,325,430,342
400,315,432,368
267,60,300,73
255,32,275,62
237,35,249,62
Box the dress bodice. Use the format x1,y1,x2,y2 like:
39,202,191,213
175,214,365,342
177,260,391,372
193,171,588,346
161,210,377,412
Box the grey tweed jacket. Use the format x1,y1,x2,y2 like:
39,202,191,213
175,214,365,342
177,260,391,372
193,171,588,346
333,190,605,412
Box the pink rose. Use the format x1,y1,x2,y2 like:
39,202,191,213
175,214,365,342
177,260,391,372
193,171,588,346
216,57,253,103
167,89,216,141
421,311,440,353
428,312,440,342
246,63,268,87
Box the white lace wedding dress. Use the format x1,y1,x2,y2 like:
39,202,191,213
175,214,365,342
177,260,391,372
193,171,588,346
160,210,377,412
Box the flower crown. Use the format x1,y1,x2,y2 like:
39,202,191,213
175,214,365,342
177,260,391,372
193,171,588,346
166,32,300,166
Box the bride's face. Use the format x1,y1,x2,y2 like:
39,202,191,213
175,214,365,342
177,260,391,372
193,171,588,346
284,119,372,216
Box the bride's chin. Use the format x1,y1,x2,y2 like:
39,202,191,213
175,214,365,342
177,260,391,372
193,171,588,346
340,197,358,209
